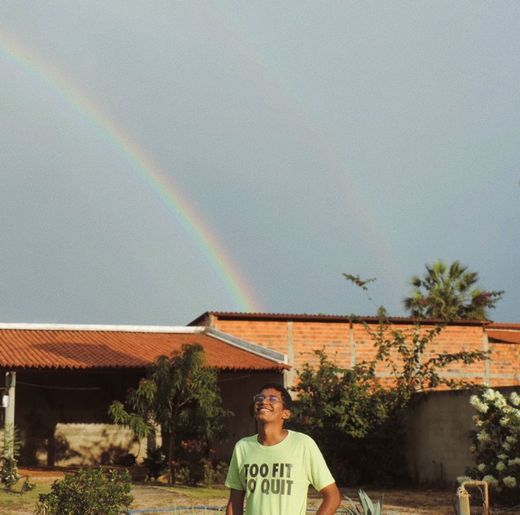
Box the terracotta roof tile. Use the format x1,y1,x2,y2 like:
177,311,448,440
487,329,520,344
0,327,285,371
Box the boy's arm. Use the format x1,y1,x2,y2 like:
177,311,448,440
226,488,245,515
316,482,341,515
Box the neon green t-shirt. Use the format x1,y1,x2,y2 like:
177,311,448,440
225,430,335,515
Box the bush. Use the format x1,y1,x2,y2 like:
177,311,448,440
289,350,404,485
143,448,168,481
173,439,228,486
290,311,486,486
36,467,133,514
461,387,520,506
1,424,21,489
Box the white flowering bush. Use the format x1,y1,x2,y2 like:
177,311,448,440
465,388,520,505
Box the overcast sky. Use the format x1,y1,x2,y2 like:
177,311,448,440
1,1,519,325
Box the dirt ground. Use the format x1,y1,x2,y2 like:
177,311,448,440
13,467,519,515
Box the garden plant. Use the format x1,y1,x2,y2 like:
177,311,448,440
36,467,133,515
460,387,520,507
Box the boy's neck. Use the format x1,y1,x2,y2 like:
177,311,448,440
257,424,288,446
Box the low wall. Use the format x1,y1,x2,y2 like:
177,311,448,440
405,387,517,484
52,423,144,466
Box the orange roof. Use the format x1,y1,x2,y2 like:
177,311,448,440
0,325,287,371
487,329,520,344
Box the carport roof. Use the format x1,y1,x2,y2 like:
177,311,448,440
0,324,287,371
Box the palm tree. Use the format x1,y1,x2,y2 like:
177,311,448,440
403,260,503,321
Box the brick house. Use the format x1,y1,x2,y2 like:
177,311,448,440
190,312,520,389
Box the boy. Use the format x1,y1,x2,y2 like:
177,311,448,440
225,383,341,514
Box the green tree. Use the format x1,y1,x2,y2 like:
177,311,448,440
290,308,488,484
109,344,231,484
403,260,503,321
290,351,392,484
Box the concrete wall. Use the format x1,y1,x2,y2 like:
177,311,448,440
405,387,518,485
48,423,143,466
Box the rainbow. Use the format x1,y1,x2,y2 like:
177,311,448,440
201,6,405,287
0,26,260,312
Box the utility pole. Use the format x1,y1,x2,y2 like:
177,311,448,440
4,371,16,459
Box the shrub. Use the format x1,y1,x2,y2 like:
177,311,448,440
462,387,520,505
291,309,487,486
1,424,20,489
173,439,228,485
290,350,403,485
143,448,168,481
36,467,133,514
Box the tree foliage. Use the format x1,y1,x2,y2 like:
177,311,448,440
290,351,394,484
109,344,231,483
367,308,487,401
290,308,488,485
403,260,504,321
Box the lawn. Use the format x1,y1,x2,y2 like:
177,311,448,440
0,480,456,515
0,469,513,514
0,483,50,514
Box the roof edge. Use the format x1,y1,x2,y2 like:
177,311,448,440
189,312,211,326
487,323,520,330
191,311,488,326
205,328,288,366
0,323,205,334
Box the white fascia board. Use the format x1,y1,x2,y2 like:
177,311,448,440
0,323,205,334
205,328,288,364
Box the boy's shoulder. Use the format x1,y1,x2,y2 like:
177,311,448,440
235,434,259,447
288,430,313,441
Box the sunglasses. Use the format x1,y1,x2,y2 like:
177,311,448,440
253,394,281,404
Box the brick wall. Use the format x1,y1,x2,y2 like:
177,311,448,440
207,315,520,389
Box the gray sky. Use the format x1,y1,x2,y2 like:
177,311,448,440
1,1,519,325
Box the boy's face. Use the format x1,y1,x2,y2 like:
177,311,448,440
253,387,291,425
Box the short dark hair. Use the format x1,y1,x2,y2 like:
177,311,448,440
257,383,293,409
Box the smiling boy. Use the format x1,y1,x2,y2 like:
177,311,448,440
225,383,341,515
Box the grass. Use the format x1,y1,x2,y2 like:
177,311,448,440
130,483,229,512
2,474,513,515
0,483,51,512
0,477,229,514
166,484,228,500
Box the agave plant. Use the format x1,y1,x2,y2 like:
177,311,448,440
343,489,383,515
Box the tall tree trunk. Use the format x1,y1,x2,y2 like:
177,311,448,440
167,432,174,484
